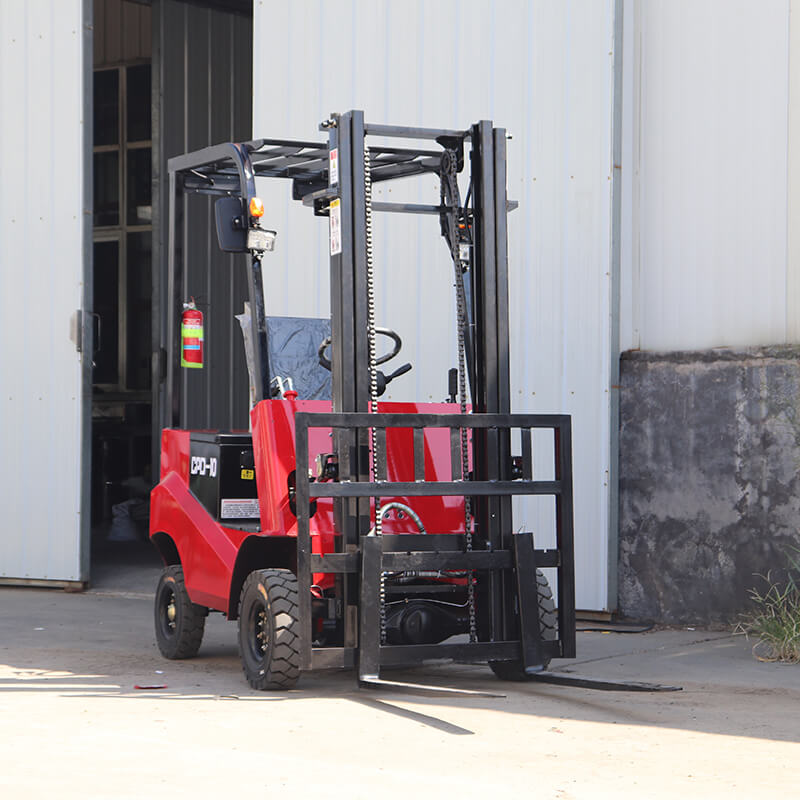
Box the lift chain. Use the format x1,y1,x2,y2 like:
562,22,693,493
440,149,477,643
364,147,388,646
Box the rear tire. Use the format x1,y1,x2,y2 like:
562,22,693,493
489,569,557,681
154,565,206,659
238,569,301,690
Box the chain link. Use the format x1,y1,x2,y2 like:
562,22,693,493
441,150,478,643
366,147,477,646
364,148,388,645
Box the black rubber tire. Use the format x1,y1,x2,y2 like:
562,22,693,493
489,569,557,681
238,569,301,690
154,565,206,659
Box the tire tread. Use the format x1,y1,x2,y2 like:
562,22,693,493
238,568,301,691
154,565,206,660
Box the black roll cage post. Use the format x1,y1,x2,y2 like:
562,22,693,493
163,111,577,688
166,141,268,423
165,137,329,423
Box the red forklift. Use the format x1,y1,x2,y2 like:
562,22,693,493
150,111,670,694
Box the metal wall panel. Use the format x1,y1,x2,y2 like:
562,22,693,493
252,0,616,610
153,0,253,433
0,0,90,582
621,0,791,351
94,0,151,66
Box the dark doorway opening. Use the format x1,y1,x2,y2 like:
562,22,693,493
90,0,253,588
91,1,156,581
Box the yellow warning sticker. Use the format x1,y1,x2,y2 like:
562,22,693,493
240,468,255,480
329,198,342,256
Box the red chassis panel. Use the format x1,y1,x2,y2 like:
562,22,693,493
150,398,466,615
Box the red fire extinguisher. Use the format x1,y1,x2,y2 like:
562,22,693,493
181,298,203,369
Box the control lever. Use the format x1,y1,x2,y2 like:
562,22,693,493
376,363,412,396
446,367,458,403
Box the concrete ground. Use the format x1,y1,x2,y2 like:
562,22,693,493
1,546,798,799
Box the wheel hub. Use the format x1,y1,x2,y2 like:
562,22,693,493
163,590,177,631
256,609,268,653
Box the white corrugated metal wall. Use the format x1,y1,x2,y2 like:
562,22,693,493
253,1,617,610
0,0,91,582
621,0,794,351
3,0,795,596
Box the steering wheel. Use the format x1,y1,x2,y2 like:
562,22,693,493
317,327,403,370
318,327,412,396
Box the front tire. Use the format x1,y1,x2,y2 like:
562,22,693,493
238,569,301,690
489,568,557,681
154,565,206,659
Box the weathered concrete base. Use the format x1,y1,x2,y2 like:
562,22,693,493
619,346,800,624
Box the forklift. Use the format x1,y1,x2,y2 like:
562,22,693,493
150,110,673,694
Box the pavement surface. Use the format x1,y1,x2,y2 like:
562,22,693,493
1,544,799,799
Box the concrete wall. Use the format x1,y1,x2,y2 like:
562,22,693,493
619,348,800,623
617,3,800,622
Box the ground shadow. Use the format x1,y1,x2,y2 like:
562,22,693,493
2,585,799,744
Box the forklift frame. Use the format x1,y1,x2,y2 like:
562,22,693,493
161,110,577,686
295,410,575,679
